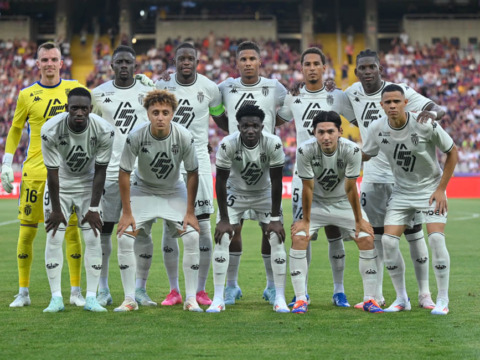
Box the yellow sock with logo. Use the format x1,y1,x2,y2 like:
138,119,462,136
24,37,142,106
65,216,82,288
17,223,38,288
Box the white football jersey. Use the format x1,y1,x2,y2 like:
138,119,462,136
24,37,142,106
156,73,224,173
91,79,152,182
216,132,285,197
340,81,433,183
219,77,287,134
296,137,361,203
362,112,454,197
41,112,114,193
120,122,198,196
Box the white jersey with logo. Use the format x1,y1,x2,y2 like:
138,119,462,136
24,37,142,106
219,77,287,134
92,79,152,182
340,81,433,183
216,132,285,197
296,137,361,203
156,73,224,174
120,122,198,196
362,112,454,198
41,112,115,193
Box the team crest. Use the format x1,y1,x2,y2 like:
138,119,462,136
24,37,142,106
138,94,145,105
197,92,205,103
44,209,51,220
327,94,334,106
337,159,344,169
234,150,243,161
90,136,97,147
65,88,71,96
171,144,179,155
262,86,269,97
260,152,267,163
411,133,419,146
24,204,32,216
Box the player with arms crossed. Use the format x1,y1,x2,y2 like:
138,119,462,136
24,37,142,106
277,47,355,308
362,84,457,315
219,41,288,305
290,111,382,314
91,45,155,307
116,89,202,312
335,49,445,309
41,88,114,312
155,42,227,307
2,42,86,308
207,105,288,313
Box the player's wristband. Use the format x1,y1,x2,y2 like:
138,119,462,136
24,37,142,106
270,216,281,222
88,207,100,213
2,153,13,166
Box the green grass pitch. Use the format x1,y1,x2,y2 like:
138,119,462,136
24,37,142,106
1,198,479,359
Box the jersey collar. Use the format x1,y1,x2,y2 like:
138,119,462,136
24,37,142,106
175,73,198,87
240,77,261,87
37,79,62,88
388,112,410,131
364,81,385,96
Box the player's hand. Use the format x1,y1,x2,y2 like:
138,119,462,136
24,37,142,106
291,219,310,239
214,219,234,244
160,70,173,82
81,211,103,237
183,211,200,233
266,220,285,243
289,82,304,96
325,78,337,92
135,74,155,87
45,210,67,237
1,162,14,193
416,110,436,124
355,218,374,239
117,213,136,237
430,189,448,215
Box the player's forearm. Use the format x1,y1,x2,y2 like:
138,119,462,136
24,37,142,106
437,145,458,192
270,167,283,217
119,170,132,215
424,103,445,120
212,113,229,132
275,114,288,127
186,171,199,214
362,151,372,162
90,164,107,207
5,126,23,155
215,173,229,221
301,179,314,222
47,169,61,212
345,179,362,222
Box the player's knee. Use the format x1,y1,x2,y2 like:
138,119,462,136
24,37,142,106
404,223,422,235
381,234,400,260
101,221,115,235
118,233,135,252
428,232,447,259
292,234,309,250
356,235,374,250
182,230,199,253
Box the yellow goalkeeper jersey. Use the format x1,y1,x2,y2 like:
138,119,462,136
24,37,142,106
10,79,86,181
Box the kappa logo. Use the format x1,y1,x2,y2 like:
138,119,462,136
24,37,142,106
46,263,59,269
241,162,263,185
294,98,302,104
381,138,390,144
150,152,174,179
114,102,138,134
163,246,174,253
70,253,81,259
139,254,152,259
43,98,65,120
275,143,281,151
290,271,301,277
298,147,304,155
301,103,323,135
215,256,226,263
353,147,360,155
191,264,200,270
416,257,428,264
332,254,345,259
174,99,195,128
33,96,42,102
18,253,29,259
103,98,112,103
92,264,102,270
366,269,377,274
234,150,243,161
41,134,48,142
60,140,68,146
435,265,447,270
200,246,210,252
386,265,398,270
274,258,286,264
221,143,227,151
229,85,238,93
141,147,150,153
66,145,90,173
119,264,129,270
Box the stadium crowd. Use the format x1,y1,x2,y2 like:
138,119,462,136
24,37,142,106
1,37,479,174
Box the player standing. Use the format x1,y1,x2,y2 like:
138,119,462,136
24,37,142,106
91,45,154,307
207,105,288,313
219,41,287,305
41,88,114,312
155,42,227,307
290,111,382,314
1,42,86,308
116,89,202,312
362,84,457,315
335,49,445,309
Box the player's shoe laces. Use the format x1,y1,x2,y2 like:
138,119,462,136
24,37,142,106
161,289,183,306
206,298,226,313
114,299,139,312
288,294,310,307
43,296,65,313
419,293,435,309
431,298,449,315
355,297,385,309
196,290,212,305
384,298,411,312
10,293,31,308
70,290,86,307
224,286,242,305
263,287,276,305
183,297,203,312
96,289,113,306
273,298,290,313
135,288,157,306
363,299,384,313
292,300,308,314
332,292,350,307
84,296,107,312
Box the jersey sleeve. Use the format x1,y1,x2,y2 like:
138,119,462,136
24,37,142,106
296,145,314,180
431,122,455,153
10,90,29,129
276,93,293,122
208,83,225,117
40,130,60,170
182,133,199,172
91,94,103,116
269,138,285,168
95,127,115,166
119,133,139,173
275,81,288,107
344,144,362,179
332,91,356,122
403,84,434,112
215,138,232,171
362,123,380,157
